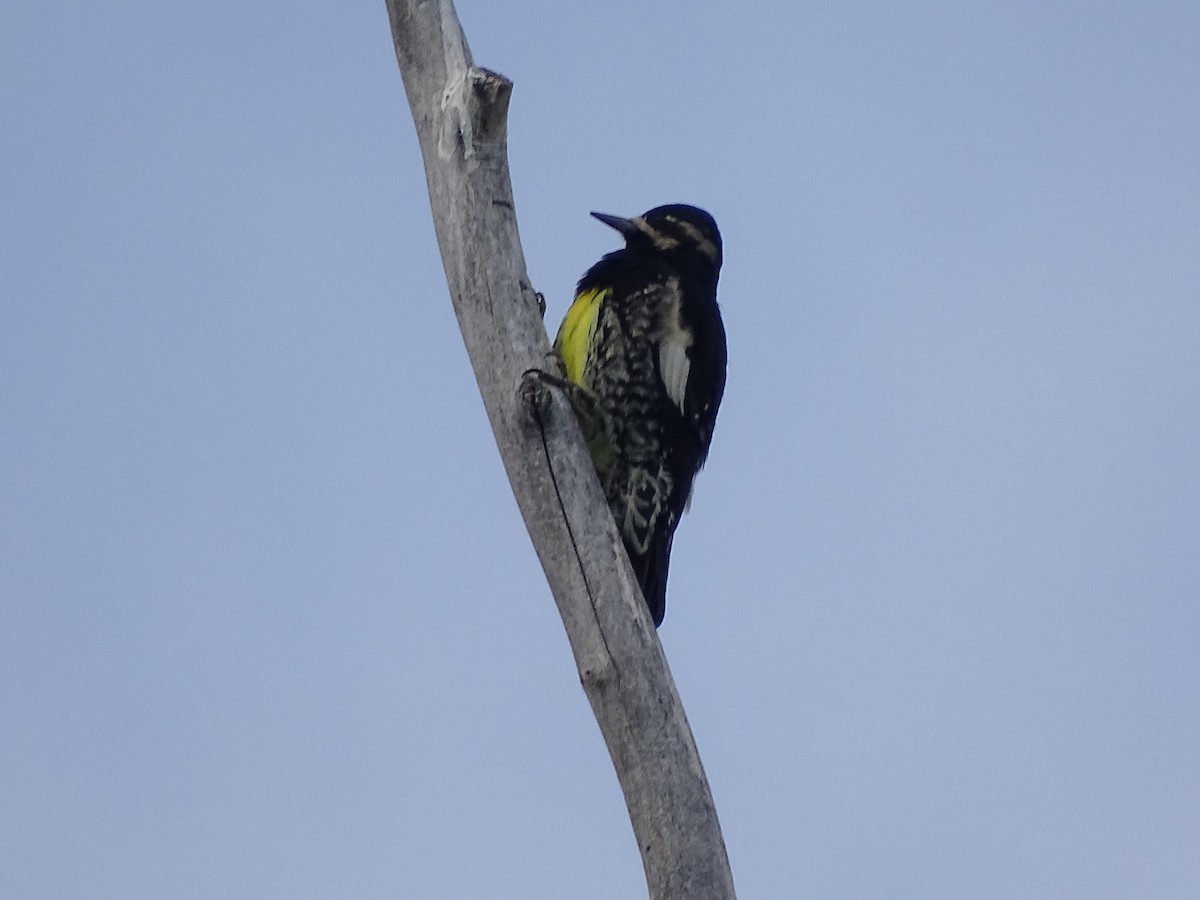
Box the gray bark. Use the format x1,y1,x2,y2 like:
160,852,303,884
385,2,736,896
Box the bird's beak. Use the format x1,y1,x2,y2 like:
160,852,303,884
590,211,638,236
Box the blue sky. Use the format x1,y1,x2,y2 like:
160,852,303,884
3,1,1198,897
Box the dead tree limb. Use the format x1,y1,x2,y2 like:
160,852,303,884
385,2,736,896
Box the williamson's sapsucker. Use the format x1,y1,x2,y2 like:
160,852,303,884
554,204,726,626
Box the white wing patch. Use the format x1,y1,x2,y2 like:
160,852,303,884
659,324,692,416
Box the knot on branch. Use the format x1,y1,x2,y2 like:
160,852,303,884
437,66,513,163
579,654,619,694
469,67,512,137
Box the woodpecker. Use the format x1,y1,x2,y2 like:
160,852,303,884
553,204,726,626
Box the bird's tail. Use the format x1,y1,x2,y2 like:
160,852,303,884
628,532,673,627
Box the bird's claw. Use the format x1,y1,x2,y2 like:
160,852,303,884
519,367,554,415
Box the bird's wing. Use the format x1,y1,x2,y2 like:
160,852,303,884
687,315,726,455
659,282,726,458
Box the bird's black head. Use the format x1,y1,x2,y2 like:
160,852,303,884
592,204,723,277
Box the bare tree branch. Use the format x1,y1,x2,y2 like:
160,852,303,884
386,1,736,896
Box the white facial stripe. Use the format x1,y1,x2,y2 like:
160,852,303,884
677,221,719,261
634,216,681,252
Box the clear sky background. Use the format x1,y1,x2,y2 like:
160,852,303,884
3,1,1198,897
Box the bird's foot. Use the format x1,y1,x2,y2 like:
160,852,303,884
519,366,555,415
519,360,606,444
